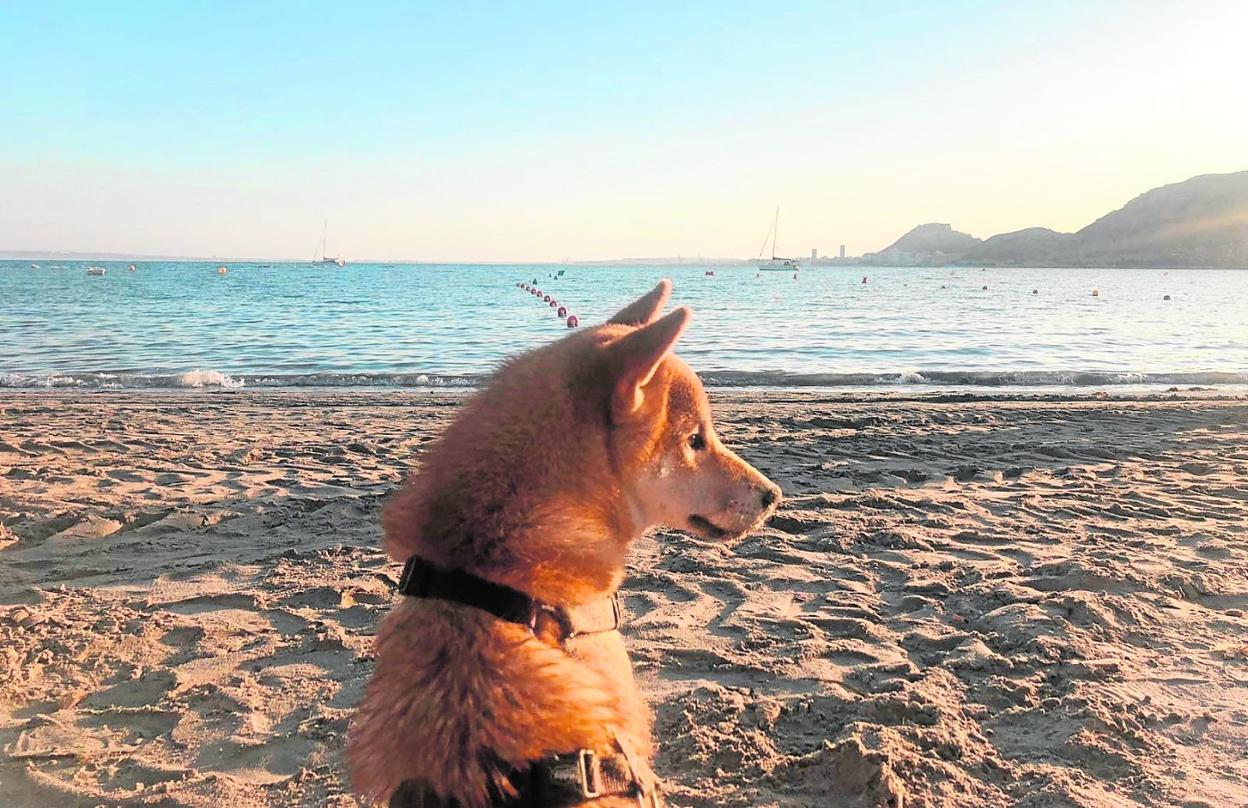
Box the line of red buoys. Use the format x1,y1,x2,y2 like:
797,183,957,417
516,281,580,327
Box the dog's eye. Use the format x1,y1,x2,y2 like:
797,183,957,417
688,432,706,451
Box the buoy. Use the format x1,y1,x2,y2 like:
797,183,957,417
1032,289,1038,295
557,306,567,317
128,263,136,272
1092,289,1100,297
543,295,551,302
940,284,946,289
1163,294,1171,301
566,315,579,328
982,284,988,290
217,266,228,275
548,300,557,307
705,270,714,276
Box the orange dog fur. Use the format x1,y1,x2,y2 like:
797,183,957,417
349,280,780,807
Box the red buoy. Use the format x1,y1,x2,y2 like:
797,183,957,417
566,315,579,328
557,306,567,317
548,300,557,307
543,294,551,302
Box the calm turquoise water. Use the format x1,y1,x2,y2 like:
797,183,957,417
1,261,1245,389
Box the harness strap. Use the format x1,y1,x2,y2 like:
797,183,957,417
540,747,659,807
389,749,660,808
397,556,621,642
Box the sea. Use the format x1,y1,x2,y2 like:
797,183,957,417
1,261,1245,392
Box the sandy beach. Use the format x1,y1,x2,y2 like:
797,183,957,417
2,389,1246,807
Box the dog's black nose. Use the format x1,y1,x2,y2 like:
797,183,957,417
760,485,779,508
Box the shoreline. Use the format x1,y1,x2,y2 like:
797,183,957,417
2,391,1246,806
3,385,1247,405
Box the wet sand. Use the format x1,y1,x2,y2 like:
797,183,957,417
2,390,1246,807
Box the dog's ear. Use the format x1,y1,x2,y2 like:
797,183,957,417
608,279,672,326
605,306,691,419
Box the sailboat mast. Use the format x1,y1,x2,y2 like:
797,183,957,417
756,214,775,259
772,206,779,259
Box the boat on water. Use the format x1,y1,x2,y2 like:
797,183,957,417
312,219,346,266
85,266,106,276
756,207,801,272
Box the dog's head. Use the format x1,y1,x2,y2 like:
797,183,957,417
383,280,780,595
599,280,781,542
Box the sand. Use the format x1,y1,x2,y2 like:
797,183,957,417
2,389,1246,807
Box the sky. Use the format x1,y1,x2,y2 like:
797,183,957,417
2,1,1247,262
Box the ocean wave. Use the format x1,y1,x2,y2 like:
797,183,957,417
698,370,1248,387
178,369,245,388
0,370,485,390
2,369,1246,390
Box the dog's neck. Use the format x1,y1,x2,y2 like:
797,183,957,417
473,494,644,608
386,479,647,609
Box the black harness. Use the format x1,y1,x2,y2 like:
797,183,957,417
391,556,659,808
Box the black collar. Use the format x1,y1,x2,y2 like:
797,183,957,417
397,556,622,642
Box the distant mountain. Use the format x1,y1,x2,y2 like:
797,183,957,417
1064,171,1248,267
864,224,981,266
962,227,1073,265
865,170,1248,268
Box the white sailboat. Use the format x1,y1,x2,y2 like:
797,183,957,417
312,219,346,266
756,207,801,272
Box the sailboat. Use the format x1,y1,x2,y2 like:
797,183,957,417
312,219,346,266
756,207,801,272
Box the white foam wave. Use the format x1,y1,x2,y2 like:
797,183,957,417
177,369,244,389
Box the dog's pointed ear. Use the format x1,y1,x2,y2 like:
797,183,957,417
606,306,691,419
608,279,672,326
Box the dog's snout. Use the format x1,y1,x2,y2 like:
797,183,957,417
758,483,780,509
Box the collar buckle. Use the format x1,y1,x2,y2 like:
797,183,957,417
577,749,601,799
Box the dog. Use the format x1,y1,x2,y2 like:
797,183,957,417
349,280,781,807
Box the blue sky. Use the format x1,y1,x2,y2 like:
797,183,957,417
3,1,1246,260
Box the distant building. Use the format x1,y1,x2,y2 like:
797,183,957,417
811,248,818,261
839,244,846,259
